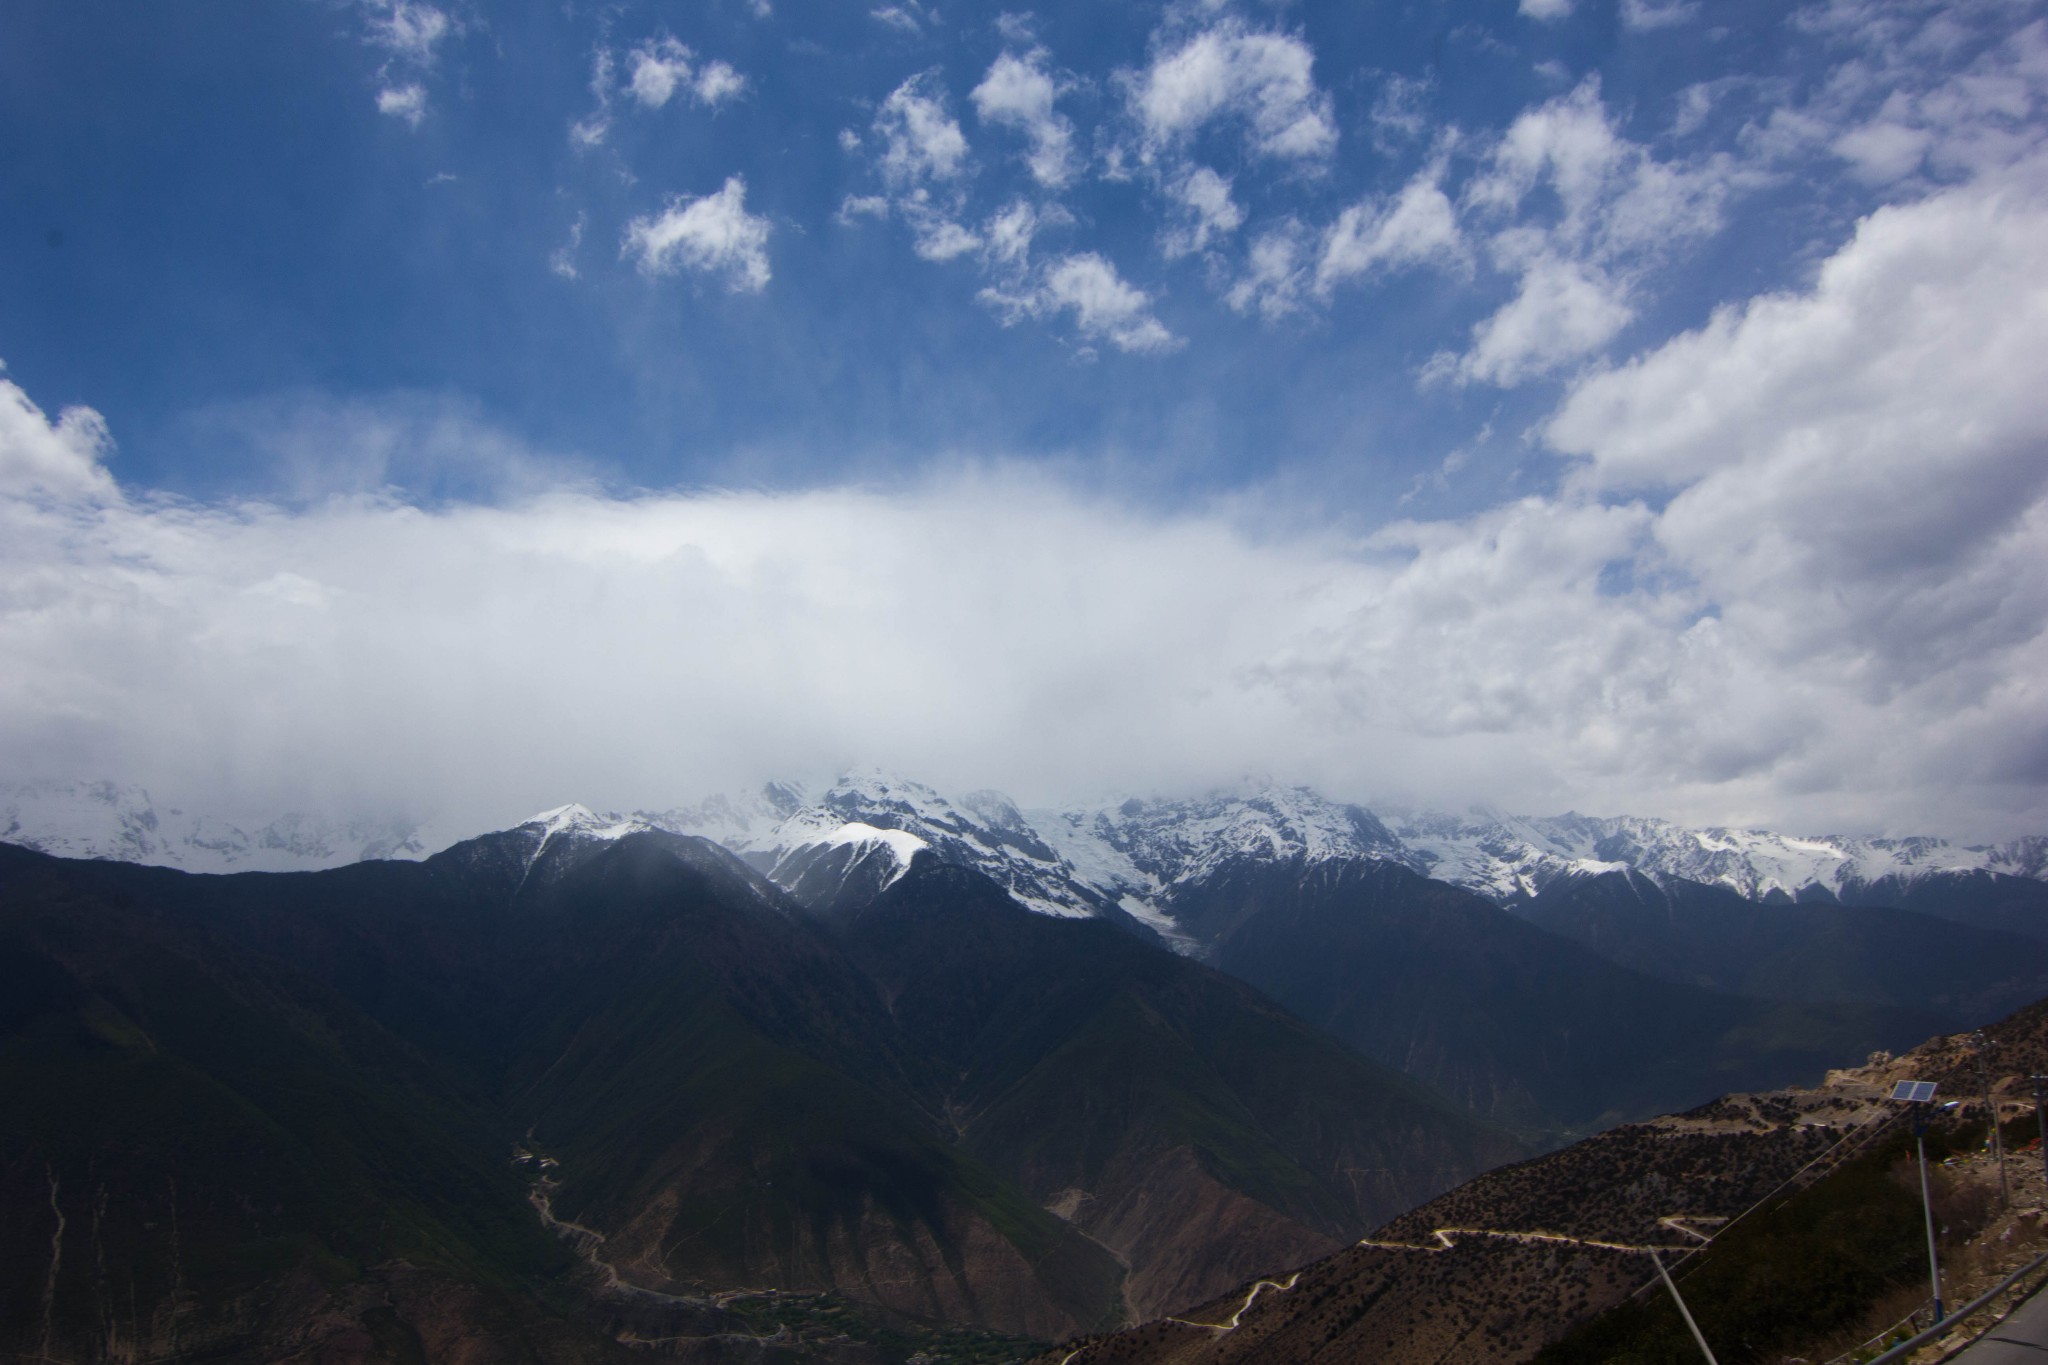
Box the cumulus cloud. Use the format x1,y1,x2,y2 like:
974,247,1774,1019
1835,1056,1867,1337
1550,159,2048,682
1160,166,1245,258
5,152,2048,842
876,71,971,186
971,48,1077,187
0,370,115,501
358,2,450,124
621,177,772,291
1316,168,1467,292
376,84,428,128
1449,256,1633,385
1223,224,1311,319
1447,77,1736,383
1223,168,1465,318
981,253,1180,354
360,0,451,65
1520,0,1574,19
627,37,747,109
1127,18,1338,163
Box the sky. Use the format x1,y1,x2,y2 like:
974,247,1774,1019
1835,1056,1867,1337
1,0,2046,839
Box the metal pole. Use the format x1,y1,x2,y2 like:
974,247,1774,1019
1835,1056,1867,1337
2034,1076,2048,1192
1917,1109,1945,1324
1979,1032,2010,1206
1652,1250,1721,1365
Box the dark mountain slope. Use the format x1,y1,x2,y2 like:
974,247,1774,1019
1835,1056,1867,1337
1524,868,2048,1021
2,828,1526,1358
827,862,1524,1318
1834,868,2048,942
487,834,1127,1338
0,843,628,1365
1183,856,1946,1137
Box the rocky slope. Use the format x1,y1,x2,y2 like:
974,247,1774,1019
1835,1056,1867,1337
1033,995,2048,1365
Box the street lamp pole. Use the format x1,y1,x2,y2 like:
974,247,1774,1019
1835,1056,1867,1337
2033,1075,2048,1191
1914,1102,1946,1325
1892,1082,1949,1326
1977,1032,2010,1207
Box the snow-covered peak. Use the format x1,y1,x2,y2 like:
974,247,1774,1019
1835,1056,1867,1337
0,778,436,873
1046,786,1401,889
522,803,654,844
802,821,929,872
651,770,1107,920
9,776,2044,938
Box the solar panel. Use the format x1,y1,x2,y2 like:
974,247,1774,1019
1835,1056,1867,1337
1890,1080,1939,1103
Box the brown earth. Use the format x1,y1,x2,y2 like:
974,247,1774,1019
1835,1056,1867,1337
1034,996,2048,1365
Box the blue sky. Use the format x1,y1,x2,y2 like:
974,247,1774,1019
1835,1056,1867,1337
2,0,2046,838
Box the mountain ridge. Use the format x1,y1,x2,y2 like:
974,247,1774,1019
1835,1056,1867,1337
9,775,2044,925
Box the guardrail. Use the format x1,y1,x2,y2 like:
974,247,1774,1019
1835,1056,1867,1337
1862,1249,2048,1364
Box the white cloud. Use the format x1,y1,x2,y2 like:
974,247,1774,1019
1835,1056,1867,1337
628,37,695,107
1771,5,2048,184
1316,168,1467,293
971,49,1077,187
357,1,449,125
1519,0,1574,19
1536,157,2048,815
1128,18,1338,163
1621,0,1699,31
550,214,587,281
1161,166,1245,258
982,199,1043,266
1452,256,1633,385
621,177,773,291
910,213,981,261
1223,224,1310,319
1225,167,1465,319
1369,73,1433,150
693,60,747,107
981,253,1180,354
836,193,892,224
360,1,450,65
570,47,615,148
628,38,748,110
875,72,971,187
0,369,114,502
870,4,927,35
7,161,2048,846
376,84,428,128
1447,77,1736,383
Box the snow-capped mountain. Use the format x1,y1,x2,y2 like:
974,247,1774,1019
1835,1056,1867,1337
653,771,1130,923
0,779,436,873
7,774,2044,939
1385,807,2048,905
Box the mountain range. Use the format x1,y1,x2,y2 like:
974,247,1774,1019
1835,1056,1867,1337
10,773,2046,931
14,774,2048,1139
0,816,1520,1363
9,772,2048,1362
